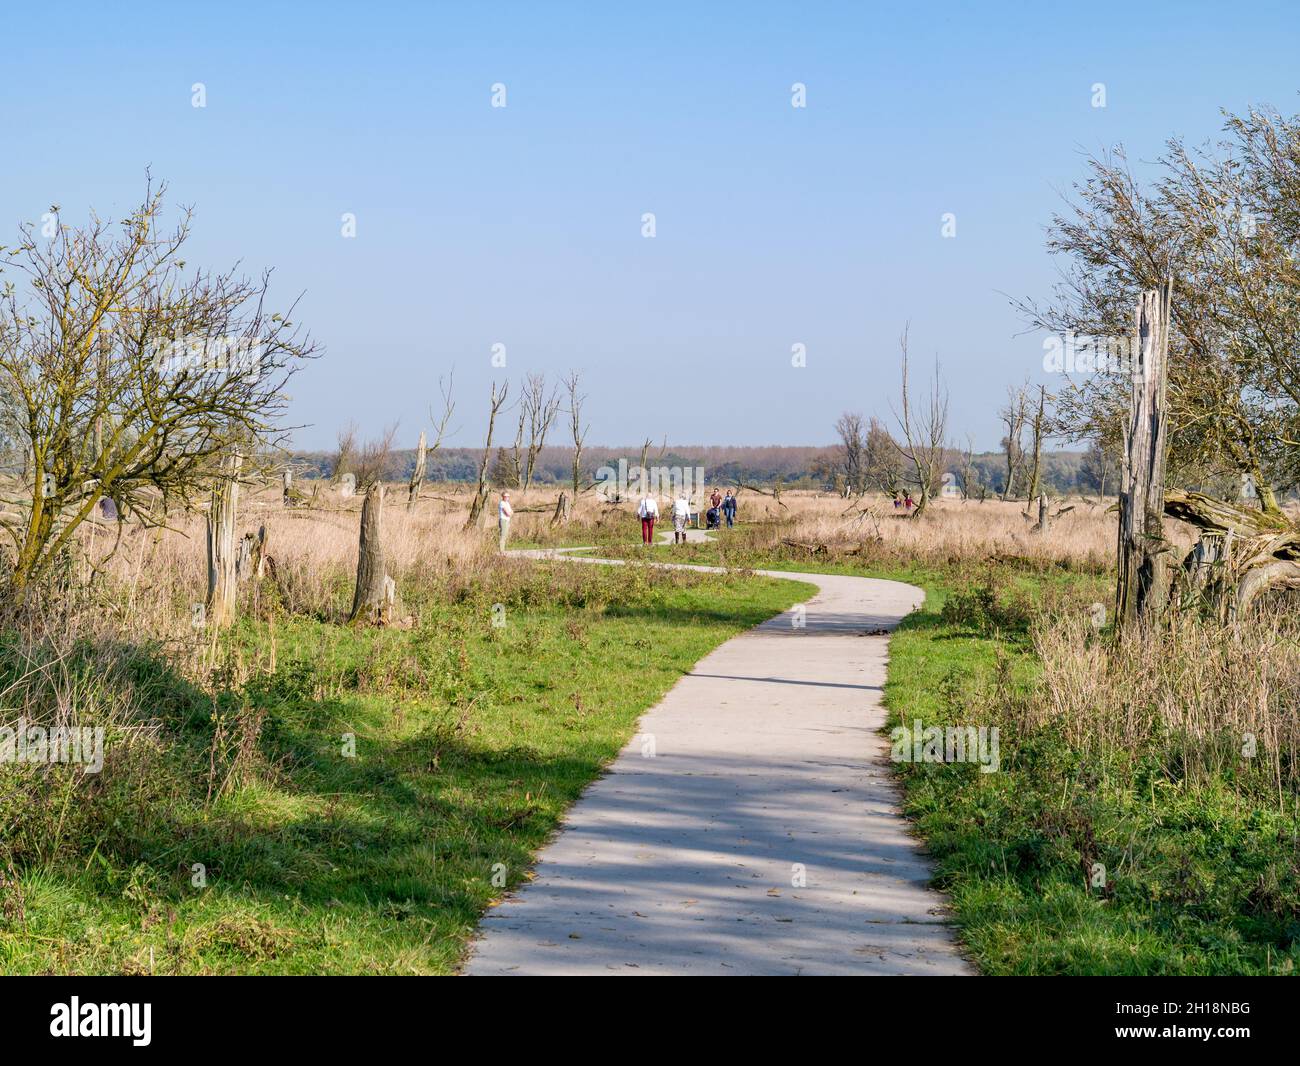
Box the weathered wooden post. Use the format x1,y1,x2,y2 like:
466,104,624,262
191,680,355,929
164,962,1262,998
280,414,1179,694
1116,280,1173,632
408,430,426,510
348,481,389,624
551,491,570,525
205,452,243,629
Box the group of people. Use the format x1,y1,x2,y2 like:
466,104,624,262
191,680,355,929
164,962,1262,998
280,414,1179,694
637,488,737,545
891,491,916,512
495,486,739,552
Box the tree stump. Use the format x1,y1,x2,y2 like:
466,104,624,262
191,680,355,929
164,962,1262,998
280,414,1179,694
348,482,390,624
1116,281,1173,632
205,452,243,629
551,491,570,525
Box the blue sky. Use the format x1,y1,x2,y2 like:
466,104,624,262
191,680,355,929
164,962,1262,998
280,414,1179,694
3,1,1298,450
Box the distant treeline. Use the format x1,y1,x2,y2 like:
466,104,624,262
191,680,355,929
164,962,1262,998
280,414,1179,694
290,443,1108,496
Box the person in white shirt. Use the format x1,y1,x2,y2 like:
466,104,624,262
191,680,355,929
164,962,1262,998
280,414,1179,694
637,492,659,545
671,493,690,545
498,491,513,551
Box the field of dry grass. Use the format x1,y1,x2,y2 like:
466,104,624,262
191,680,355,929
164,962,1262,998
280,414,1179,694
54,483,1125,641
7,474,1299,974
515,486,1124,564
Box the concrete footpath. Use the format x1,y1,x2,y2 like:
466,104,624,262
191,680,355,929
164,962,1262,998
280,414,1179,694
464,548,973,975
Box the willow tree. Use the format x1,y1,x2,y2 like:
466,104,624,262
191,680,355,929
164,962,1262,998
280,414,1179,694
0,180,317,597
1019,105,1300,514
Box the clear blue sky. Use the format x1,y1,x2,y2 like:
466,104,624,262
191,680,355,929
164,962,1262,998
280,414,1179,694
4,1,1297,450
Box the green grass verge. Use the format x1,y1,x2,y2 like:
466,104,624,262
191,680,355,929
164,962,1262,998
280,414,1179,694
885,578,1300,976
1,567,813,975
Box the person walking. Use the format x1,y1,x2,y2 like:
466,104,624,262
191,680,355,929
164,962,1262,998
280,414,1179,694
498,490,513,551
671,491,691,545
722,489,737,528
637,491,659,545
709,488,722,514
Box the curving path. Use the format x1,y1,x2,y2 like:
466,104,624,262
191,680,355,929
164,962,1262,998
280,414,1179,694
464,543,972,975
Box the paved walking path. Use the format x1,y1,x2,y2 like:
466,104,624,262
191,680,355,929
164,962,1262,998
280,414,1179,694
464,545,972,975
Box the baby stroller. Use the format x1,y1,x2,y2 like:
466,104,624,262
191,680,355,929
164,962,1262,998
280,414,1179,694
705,506,721,530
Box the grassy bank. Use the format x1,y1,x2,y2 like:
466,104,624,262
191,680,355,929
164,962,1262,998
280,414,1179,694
886,574,1300,975
0,562,812,974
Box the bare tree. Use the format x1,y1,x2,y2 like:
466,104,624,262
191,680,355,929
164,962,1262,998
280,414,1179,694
835,412,865,495
959,434,979,500
520,372,561,490
510,394,527,489
1081,438,1118,501
331,421,358,487
0,180,317,596
1026,385,1052,501
408,369,456,508
891,327,949,517
999,385,1030,500
407,430,427,508
565,371,588,498
352,424,398,490
864,418,902,493
467,380,510,528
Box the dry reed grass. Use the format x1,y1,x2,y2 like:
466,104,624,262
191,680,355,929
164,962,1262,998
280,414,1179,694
1023,607,1300,795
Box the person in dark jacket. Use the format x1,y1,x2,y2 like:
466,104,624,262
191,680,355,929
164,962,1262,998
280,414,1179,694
721,490,737,528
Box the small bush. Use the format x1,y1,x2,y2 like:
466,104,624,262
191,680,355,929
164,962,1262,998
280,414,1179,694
940,583,1032,633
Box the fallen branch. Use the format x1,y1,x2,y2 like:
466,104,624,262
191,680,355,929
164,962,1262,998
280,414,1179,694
738,482,789,510
782,539,828,554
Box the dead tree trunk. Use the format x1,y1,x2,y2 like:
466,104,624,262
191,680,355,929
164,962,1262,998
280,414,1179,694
282,468,293,507
1036,493,1049,535
1184,530,1226,598
551,491,570,525
349,482,389,624
1116,280,1173,632
1027,386,1047,501
408,430,427,509
467,381,508,529
1165,490,1300,620
566,371,587,499
205,452,244,629
1236,560,1300,618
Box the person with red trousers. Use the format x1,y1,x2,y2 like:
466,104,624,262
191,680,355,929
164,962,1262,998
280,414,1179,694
637,491,660,545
